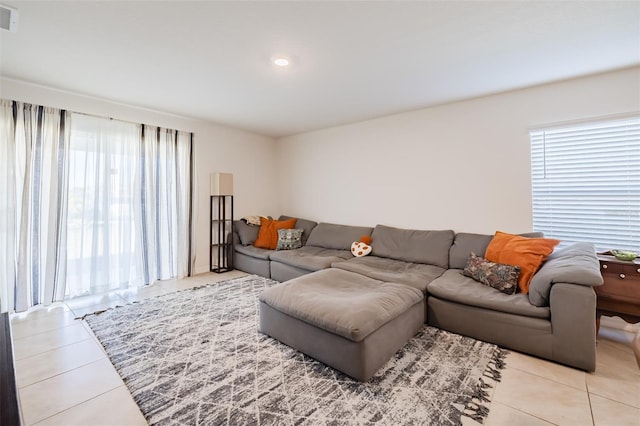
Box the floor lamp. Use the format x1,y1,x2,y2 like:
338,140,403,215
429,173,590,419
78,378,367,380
210,173,234,273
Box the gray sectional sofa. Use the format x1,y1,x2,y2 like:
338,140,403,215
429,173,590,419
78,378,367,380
234,216,603,372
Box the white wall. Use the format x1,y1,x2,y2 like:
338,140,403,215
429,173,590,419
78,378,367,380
4,67,639,272
276,67,640,234
1,78,279,274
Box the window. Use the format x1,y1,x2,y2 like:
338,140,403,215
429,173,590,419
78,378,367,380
530,116,640,252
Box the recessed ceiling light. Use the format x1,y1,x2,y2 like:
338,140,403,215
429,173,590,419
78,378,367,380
273,57,289,67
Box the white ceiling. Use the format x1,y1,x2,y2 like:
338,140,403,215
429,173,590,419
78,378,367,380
1,1,639,138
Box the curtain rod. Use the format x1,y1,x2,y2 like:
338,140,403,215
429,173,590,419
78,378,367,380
4,98,192,135
65,110,192,135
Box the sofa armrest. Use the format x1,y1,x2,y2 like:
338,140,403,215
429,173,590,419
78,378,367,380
549,283,597,371
529,242,603,307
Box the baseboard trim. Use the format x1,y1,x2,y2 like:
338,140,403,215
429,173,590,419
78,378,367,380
0,312,20,426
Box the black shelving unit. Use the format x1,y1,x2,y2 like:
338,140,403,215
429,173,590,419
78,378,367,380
210,195,234,273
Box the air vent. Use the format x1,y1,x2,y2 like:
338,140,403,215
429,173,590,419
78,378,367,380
0,4,18,33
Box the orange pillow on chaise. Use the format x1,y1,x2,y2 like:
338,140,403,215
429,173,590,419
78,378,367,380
253,217,297,250
485,231,560,294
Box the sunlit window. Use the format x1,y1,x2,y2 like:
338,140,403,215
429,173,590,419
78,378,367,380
530,116,640,252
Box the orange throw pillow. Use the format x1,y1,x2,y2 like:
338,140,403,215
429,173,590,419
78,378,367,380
253,217,297,250
485,231,560,294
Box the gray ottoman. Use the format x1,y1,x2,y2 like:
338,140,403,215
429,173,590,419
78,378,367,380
259,268,425,381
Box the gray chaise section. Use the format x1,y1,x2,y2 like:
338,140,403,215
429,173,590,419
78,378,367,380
428,269,550,319
428,232,602,371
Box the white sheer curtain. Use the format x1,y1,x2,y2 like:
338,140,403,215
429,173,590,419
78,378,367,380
64,114,143,297
140,126,193,285
65,114,194,298
0,100,69,312
1,103,194,310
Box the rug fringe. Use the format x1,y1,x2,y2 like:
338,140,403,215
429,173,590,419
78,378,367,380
461,347,508,424
75,275,263,320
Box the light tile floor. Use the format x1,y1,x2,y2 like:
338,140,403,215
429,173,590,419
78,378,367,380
9,271,640,426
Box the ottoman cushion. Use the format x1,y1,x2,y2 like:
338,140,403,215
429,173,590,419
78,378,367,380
260,268,423,342
259,268,425,381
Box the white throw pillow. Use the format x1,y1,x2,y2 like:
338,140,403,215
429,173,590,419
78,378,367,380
351,241,372,257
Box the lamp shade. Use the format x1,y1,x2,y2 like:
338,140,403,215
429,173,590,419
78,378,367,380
210,173,233,196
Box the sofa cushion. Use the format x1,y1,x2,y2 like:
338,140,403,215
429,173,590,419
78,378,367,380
254,217,297,250
278,215,318,245
370,225,454,268
269,245,353,272
276,228,304,251
332,256,446,293
449,232,545,270
259,268,423,342
462,253,520,295
306,222,373,250
528,242,603,307
449,233,494,270
235,220,260,246
485,231,560,294
234,243,273,260
427,269,550,319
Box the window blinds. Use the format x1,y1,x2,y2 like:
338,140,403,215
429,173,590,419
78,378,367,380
530,116,640,253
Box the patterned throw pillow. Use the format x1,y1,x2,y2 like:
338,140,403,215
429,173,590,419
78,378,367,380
462,253,521,295
254,217,297,250
276,228,304,251
351,241,372,257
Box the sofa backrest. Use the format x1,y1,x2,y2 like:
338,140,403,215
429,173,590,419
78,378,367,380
449,231,544,270
306,222,373,250
278,215,318,245
371,225,454,268
234,220,260,246
235,216,318,246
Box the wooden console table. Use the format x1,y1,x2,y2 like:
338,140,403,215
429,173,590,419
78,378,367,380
596,254,640,367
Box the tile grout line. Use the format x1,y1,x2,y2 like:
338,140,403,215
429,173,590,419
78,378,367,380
585,375,596,426
12,321,86,343
17,357,110,392
29,384,133,426
587,390,640,411
81,321,110,357
18,358,124,425
506,362,587,392
17,350,108,390
493,401,560,425
13,334,93,362
10,323,80,341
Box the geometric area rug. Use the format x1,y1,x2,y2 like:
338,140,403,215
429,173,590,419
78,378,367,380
84,275,507,425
